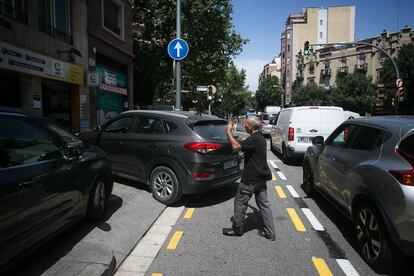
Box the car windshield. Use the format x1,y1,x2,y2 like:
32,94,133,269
191,120,228,140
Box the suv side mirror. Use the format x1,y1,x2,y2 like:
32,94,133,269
312,136,324,146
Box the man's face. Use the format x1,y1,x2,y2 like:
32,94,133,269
244,121,253,134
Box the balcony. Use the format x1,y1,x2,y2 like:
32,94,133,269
355,63,368,72
39,21,73,44
0,1,27,24
321,68,331,77
337,66,349,75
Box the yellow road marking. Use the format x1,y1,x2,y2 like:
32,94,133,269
184,208,195,219
312,257,333,276
287,208,306,232
152,274,163,276
167,231,183,250
275,186,286,199
272,173,277,180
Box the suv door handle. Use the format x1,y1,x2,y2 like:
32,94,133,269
19,176,42,187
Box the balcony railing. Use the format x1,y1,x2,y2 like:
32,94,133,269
321,68,331,77
355,63,368,72
39,21,72,44
0,2,27,24
337,66,349,74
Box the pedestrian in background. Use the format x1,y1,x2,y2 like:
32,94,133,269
222,116,275,241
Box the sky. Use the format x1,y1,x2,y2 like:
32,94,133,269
231,0,414,91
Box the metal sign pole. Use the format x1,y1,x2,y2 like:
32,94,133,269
175,0,181,111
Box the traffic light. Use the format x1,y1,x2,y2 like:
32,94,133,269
304,41,310,56
207,85,213,101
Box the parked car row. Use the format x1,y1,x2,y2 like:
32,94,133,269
0,106,113,269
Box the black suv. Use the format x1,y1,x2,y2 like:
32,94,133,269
79,110,243,204
0,107,113,268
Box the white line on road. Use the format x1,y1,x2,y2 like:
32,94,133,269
301,208,325,231
336,259,360,276
115,206,185,275
268,160,287,180
269,160,277,169
286,185,300,198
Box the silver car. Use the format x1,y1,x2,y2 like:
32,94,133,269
303,116,414,270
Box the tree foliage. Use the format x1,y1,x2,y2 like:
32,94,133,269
381,44,414,114
255,76,283,111
132,0,247,106
292,84,331,106
331,73,377,115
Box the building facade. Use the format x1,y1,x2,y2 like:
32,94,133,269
0,0,134,131
87,0,134,128
296,26,414,113
0,0,88,131
259,57,281,86
280,6,355,105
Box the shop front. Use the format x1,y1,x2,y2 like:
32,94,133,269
0,41,84,131
95,65,128,125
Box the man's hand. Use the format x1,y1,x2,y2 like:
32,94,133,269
226,122,234,133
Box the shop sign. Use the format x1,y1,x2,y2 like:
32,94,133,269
99,83,127,95
0,41,84,85
87,72,100,87
96,65,127,95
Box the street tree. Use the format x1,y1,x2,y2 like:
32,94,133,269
292,84,331,106
132,0,247,106
381,44,414,114
255,76,283,111
331,72,377,115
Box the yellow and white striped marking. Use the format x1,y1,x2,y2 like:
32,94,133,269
312,257,333,276
152,274,163,276
183,208,195,219
301,208,325,231
275,186,286,199
286,185,300,198
272,173,277,180
336,259,360,276
287,208,306,232
269,160,287,180
167,231,183,250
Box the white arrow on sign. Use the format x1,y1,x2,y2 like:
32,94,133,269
396,78,403,88
174,42,183,58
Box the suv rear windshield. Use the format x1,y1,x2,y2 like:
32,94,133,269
400,133,414,155
191,120,227,140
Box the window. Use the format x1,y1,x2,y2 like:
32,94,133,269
135,117,164,134
0,0,27,23
104,117,132,133
287,57,290,64
102,0,124,40
287,45,290,52
0,116,61,168
327,125,357,148
320,20,323,26
399,133,414,156
320,32,323,39
286,81,290,88
38,0,71,43
163,121,178,133
45,120,82,147
348,126,384,151
192,121,227,140
287,33,290,39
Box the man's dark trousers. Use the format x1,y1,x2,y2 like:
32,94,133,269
232,181,275,236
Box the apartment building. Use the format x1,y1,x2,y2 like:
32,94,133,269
259,57,282,86
296,26,414,113
280,5,355,105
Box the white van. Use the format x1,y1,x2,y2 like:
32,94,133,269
270,106,345,163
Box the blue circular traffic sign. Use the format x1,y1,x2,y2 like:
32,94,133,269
167,38,189,60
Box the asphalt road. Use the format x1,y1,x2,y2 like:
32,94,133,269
138,135,411,276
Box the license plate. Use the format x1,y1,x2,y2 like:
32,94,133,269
298,137,312,143
224,159,238,170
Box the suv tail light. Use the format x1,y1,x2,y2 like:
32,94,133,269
192,172,213,178
184,142,222,154
288,127,294,141
389,148,414,186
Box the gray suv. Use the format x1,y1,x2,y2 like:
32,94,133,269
80,110,243,204
303,116,414,270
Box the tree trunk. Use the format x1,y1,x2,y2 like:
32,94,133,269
152,82,161,105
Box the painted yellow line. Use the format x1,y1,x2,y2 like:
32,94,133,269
167,231,183,250
275,186,286,199
152,274,163,276
183,208,195,219
287,208,306,232
272,173,277,180
312,257,333,276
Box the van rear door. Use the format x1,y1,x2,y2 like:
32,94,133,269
294,107,321,144
319,107,345,139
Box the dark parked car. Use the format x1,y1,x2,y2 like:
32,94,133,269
0,107,113,268
79,110,243,204
303,116,414,270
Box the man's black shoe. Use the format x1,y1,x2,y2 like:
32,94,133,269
258,230,275,241
222,228,242,237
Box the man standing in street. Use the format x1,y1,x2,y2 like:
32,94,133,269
222,116,275,241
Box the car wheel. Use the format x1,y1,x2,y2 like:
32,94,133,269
87,176,107,220
150,166,182,205
302,161,314,196
282,144,290,164
354,203,404,270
